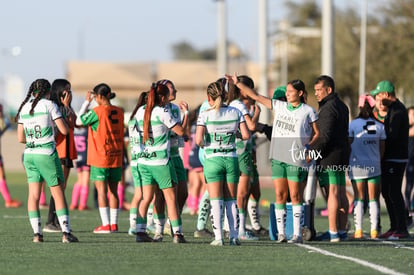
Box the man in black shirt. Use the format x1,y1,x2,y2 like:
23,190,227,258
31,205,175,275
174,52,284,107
370,80,409,239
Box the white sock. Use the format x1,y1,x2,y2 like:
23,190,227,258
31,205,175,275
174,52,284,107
369,200,379,231
354,200,363,231
146,204,154,227
129,213,137,230
238,210,246,236
275,204,286,235
154,217,165,235
223,207,229,232
210,199,224,241
110,208,119,225
57,214,71,233
225,199,238,239
30,217,41,234
292,204,303,237
99,207,110,226
247,199,261,230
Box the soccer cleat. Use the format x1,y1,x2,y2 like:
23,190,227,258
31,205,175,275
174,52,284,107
330,232,340,242
210,239,224,246
152,233,163,242
379,229,395,239
276,234,287,243
110,224,118,233
239,231,259,241
43,223,62,233
93,224,111,234
78,205,90,211
194,228,214,238
5,199,22,208
163,225,172,236
288,235,303,244
229,238,241,246
33,233,44,243
251,226,269,236
315,231,340,242
388,231,409,240
62,232,79,243
136,232,153,242
173,233,187,244
146,224,156,234
128,228,136,236
370,229,378,239
354,229,363,239
69,204,77,210
339,232,348,241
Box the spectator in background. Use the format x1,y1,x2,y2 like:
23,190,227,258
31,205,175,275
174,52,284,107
370,80,410,239
0,103,22,208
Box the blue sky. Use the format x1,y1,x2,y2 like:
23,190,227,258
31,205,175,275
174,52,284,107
0,0,381,91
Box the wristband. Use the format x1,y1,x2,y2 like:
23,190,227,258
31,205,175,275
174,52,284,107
184,110,189,115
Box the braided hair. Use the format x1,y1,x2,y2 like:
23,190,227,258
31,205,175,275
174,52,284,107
14,79,51,122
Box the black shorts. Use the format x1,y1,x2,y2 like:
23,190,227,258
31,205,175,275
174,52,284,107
60,158,74,168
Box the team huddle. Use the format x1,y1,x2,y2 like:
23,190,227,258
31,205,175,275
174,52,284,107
15,74,412,244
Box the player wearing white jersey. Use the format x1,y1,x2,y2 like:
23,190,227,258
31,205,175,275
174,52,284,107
15,79,78,243
134,83,188,244
196,81,250,246
227,75,261,241
229,74,319,244
349,95,386,239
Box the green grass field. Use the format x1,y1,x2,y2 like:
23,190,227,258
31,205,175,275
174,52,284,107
0,171,413,275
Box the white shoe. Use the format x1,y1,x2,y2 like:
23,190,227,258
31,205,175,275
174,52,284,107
276,234,287,243
210,239,224,246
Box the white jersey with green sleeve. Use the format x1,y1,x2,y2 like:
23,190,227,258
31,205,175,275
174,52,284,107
197,105,245,159
127,118,143,167
229,99,252,155
197,100,210,165
135,105,180,166
18,98,62,155
269,100,318,167
167,103,184,157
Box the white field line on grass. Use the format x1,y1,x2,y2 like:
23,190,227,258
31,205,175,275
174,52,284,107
379,240,414,251
297,244,407,275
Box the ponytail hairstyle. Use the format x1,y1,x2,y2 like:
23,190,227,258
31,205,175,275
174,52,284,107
129,91,148,120
15,79,51,122
93,83,116,100
50,79,71,107
207,81,225,112
288,79,307,103
142,82,169,143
